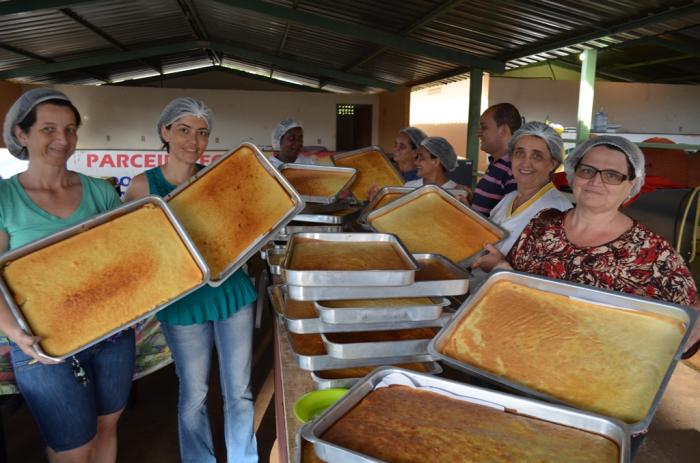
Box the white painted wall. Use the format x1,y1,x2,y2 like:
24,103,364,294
49,84,379,151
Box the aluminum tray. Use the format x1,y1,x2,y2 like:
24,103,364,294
0,196,210,362
429,270,696,434
265,246,286,275
293,206,362,225
164,142,305,286
269,285,450,334
321,328,438,359
285,253,469,301
367,184,507,267
358,186,412,225
311,361,442,390
314,296,448,324
280,164,357,204
333,146,404,202
287,330,435,371
259,243,285,260
301,200,350,214
282,232,418,287
302,367,629,463
274,224,343,241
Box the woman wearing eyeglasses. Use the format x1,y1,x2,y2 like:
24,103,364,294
483,135,698,341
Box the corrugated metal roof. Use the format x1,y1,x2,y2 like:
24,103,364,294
0,0,697,92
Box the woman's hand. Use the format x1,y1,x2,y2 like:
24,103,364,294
367,184,380,202
451,184,473,204
471,244,507,273
10,328,57,364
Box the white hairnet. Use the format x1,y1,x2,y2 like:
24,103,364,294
157,97,213,144
564,135,645,196
3,88,73,160
421,136,457,172
271,118,303,150
508,121,564,165
399,126,427,149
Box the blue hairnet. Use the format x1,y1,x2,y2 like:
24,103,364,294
421,136,457,172
3,88,72,160
157,97,213,144
271,118,303,150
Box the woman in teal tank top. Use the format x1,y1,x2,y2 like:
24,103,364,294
125,98,257,463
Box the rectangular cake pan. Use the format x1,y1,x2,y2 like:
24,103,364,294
0,196,210,362
332,146,404,202
321,328,437,359
164,142,305,286
282,232,418,287
358,186,412,225
274,224,343,242
293,206,362,225
279,164,357,204
302,367,630,463
265,245,286,276
429,270,696,434
311,362,442,390
314,296,447,324
285,253,469,301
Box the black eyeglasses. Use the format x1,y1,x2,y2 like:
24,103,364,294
574,163,629,185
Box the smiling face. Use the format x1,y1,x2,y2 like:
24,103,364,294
477,108,508,157
15,103,78,167
160,115,210,164
572,145,635,212
415,146,442,179
393,132,418,173
511,135,558,192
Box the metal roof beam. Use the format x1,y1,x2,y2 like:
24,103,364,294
0,0,93,15
648,37,700,60
214,0,504,72
0,40,398,90
499,2,700,61
175,0,221,67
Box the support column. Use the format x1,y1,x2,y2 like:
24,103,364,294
576,49,598,144
466,68,483,185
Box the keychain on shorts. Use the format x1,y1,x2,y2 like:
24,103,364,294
71,357,88,386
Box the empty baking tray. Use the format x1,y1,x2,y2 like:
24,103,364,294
0,196,209,362
430,270,696,433
282,232,418,287
285,253,469,301
302,367,629,462
333,147,404,202
311,361,442,390
164,143,304,286
368,185,506,266
280,164,357,204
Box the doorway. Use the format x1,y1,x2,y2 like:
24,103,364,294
336,104,372,150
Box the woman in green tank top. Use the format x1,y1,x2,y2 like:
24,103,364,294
125,97,257,463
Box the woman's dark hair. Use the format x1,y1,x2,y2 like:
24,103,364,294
17,99,82,133
576,143,636,180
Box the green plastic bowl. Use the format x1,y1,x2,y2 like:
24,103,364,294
293,388,348,423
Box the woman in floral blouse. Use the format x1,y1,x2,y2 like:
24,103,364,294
483,135,698,349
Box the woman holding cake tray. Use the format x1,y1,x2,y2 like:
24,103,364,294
125,97,258,463
0,88,135,463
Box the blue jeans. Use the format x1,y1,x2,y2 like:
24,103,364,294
161,305,258,463
10,330,135,451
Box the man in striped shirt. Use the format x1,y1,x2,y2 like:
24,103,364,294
471,103,522,215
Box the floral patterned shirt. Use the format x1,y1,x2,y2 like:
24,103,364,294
507,208,697,305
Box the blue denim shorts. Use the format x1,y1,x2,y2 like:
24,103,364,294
10,330,136,452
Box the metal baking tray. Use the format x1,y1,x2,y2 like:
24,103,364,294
287,330,435,371
280,164,357,204
274,224,343,241
265,245,286,275
293,206,362,225
367,184,507,266
302,367,629,463
0,196,210,362
314,296,448,324
285,253,469,301
301,200,351,214
429,270,696,434
259,243,285,261
358,186,412,225
269,285,450,334
164,142,305,286
333,146,404,202
321,328,438,359
282,232,418,287
311,361,442,390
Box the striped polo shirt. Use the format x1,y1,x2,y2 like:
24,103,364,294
471,154,517,215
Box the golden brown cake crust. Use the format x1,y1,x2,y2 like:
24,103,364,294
169,146,294,278
3,204,203,357
325,327,437,344
370,191,499,263
322,385,619,462
335,150,403,201
289,238,410,271
441,280,685,423
372,192,405,211
281,168,353,197
289,333,327,355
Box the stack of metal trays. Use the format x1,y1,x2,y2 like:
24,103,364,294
272,232,470,387
301,367,630,462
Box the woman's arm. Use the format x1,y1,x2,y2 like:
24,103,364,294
123,173,150,202
471,244,508,272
